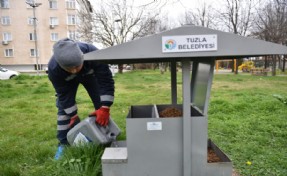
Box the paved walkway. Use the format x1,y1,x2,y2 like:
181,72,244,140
215,69,287,76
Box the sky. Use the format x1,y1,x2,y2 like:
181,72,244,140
153,0,220,26
89,0,223,47
141,0,229,27
90,0,222,25
136,0,220,15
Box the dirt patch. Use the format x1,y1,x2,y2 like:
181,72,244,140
207,148,221,163
232,170,240,176
159,107,182,118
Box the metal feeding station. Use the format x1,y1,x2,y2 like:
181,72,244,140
85,25,287,176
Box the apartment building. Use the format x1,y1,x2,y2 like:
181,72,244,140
0,0,79,71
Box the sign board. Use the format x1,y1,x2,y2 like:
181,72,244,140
162,35,217,53
147,122,162,131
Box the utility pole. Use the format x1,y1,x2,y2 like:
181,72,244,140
25,1,42,75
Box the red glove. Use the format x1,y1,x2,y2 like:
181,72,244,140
90,106,110,126
69,115,80,128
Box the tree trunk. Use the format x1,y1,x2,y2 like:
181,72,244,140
283,56,286,72
278,56,282,70
271,55,276,76
264,56,268,69
118,64,124,74
159,63,166,74
234,58,243,74
153,63,158,70
233,59,239,74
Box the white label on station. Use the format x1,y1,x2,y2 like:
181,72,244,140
162,35,217,53
147,122,162,131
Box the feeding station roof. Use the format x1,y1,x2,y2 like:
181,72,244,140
85,25,287,63
84,25,287,176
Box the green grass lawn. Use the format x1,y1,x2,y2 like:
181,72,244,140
0,70,286,176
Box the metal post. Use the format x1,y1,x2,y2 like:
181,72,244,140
33,7,39,75
26,1,42,75
171,61,177,105
182,59,192,176
114,19,123,74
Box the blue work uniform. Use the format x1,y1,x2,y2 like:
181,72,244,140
48,42,115,145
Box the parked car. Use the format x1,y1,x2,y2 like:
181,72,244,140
125,65,131,70
0,66,19,80
110,65,118,69
109,65,118,76
45,67,49,74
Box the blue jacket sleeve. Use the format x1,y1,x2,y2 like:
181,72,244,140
92,62,115,107
79,42,115,107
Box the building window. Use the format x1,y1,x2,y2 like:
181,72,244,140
4,49,13,57
68,31,76,40
51,33,58,41
29,33,36,41
30,49,39,57
1,16,10,25
26,0,34,4
0,0,9,8
67,15,76,25
28,17,34,25
49,0,57,9
66,0,75,9
3,32,12,41
50,17,59,25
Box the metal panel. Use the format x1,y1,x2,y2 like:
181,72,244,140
191,61,215,115
204,61,215,115
126,117,183,176
190,116,208,176
129,105,154,118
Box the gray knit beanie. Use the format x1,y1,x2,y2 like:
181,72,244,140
53,38,83,69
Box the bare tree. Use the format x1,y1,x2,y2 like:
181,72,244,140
76,0,94,43
215,0,258,74
253,0,287,43
77,0,163,73
181,2,215,28
218,0,257,35
252,0,287,75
